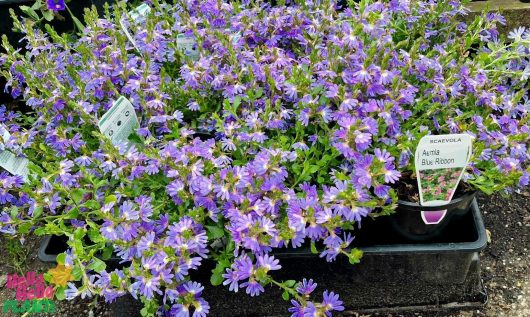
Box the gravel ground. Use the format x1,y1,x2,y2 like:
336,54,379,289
0,191,528,317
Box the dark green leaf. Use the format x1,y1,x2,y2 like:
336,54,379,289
206,225,225,239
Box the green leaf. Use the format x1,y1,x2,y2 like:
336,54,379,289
56,253,66,265
283,280,296,288
32,206,43,218
71,15,85,33
128,132,143,144
348,248,363,265
87,258,106,273
110,273,120,288
104,195,117,204
210,272,224,286
70,188,84,204
66,207,79,219
282,290,290,301
101,246,114,260
88,228,102,243
19,6,39,20
309,165,319,174
310,241,318,254
34,227,45,236
206,225,225,239
42,9,54,22
74,228,85,241
31,0,42,10
55,286,66,301
72,267,83,281
43,272,52,283
83,200,100,210
18,222,32,234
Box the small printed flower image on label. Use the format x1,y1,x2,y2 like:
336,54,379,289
419,167,462,202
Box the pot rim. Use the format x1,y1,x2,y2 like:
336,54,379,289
396,190,477,212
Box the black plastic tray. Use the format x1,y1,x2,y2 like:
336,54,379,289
38,235,123,266
39,200,487,315
196,199,487,315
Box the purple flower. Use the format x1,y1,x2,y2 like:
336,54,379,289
257,254,281,272
322,290,344,315
130,276,162,300
119,201,139,221
296,278,317,295
222,268,240,292
241,280,264,297
383,163,401,183
47,0,65,11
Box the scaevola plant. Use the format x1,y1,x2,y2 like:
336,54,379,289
0,0,528,316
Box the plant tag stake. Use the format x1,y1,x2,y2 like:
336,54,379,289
177,34,200,61
120,4,151,51
414,134,472,225
98,96,139,146
0,125,29,181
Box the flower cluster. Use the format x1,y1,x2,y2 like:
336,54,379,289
0,0,528,316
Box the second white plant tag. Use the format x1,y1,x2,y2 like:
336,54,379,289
0,151,29,181
414,134,472,224
98,96,139,145
0,125,29,181
129,3,151,22
177,34,200,61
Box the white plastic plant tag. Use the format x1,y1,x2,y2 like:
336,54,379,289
129,3,151,22
0,151,29,181
120,4,151,51
232,32,242,45
0,124,11,151
98,96,139,146
0,125,29,181
0,124,10,143
177,34,200,61
414,134,472,225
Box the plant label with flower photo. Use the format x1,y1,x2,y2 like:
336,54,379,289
414,134,472,225
177,34,200,61
98,96,139,146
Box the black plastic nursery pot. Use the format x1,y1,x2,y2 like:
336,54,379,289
389,190,477,241
193,199,488,316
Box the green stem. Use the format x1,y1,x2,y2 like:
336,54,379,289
270,279,305,303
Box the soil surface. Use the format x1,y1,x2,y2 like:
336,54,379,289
0,190,528,317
